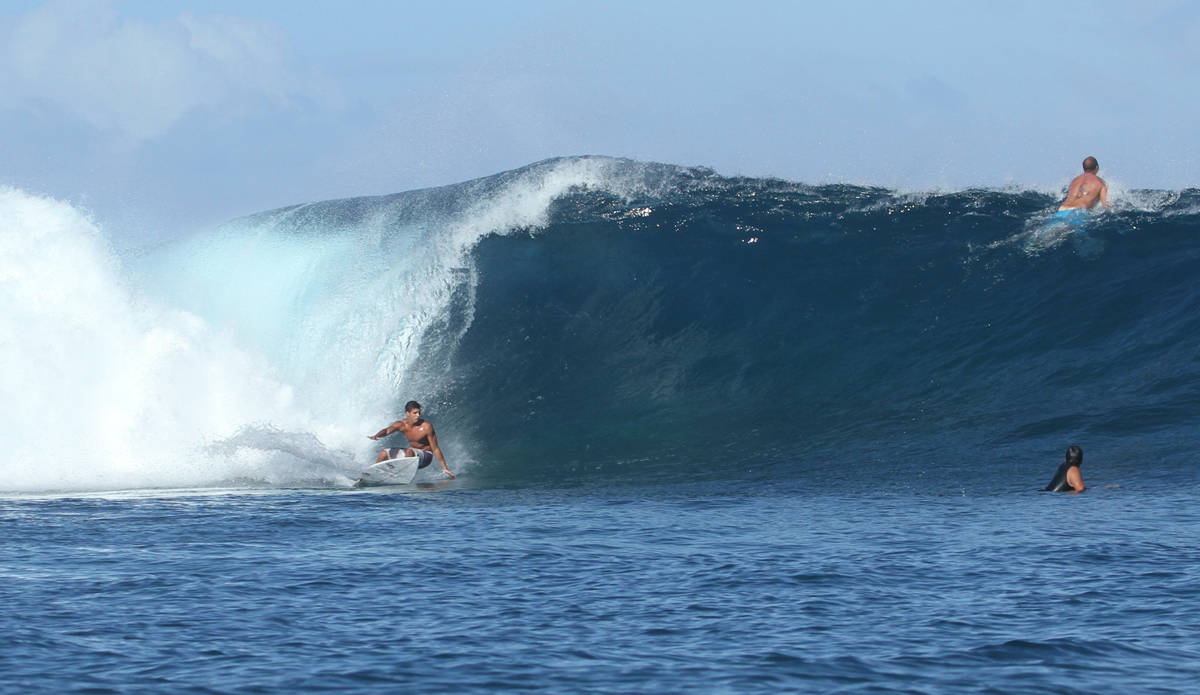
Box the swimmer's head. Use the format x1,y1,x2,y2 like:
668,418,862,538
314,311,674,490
1065,445,1083,467
1082,157,1099,173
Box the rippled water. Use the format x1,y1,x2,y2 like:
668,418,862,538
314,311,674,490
4,483,1197,694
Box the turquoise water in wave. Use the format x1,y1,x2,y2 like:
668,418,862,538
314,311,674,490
3,485,1198,694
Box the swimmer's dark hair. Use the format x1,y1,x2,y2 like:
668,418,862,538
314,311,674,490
1066,445,1083,468
405,400,421,413
1082,157,1099,173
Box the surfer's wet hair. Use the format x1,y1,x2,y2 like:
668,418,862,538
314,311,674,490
1066,445,1083,467
405,400,421,413
1083,157,1099,173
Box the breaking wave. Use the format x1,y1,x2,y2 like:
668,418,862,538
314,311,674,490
4,158,1200,492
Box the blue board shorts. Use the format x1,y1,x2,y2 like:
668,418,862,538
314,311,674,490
1053,208,1089,226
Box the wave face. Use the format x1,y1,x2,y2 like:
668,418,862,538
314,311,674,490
4,157,1200,491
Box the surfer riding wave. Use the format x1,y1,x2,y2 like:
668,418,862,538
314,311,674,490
368,401,456,479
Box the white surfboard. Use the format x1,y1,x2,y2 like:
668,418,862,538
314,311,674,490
354,454,420,487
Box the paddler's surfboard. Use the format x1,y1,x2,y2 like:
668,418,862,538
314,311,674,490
354,454,420,487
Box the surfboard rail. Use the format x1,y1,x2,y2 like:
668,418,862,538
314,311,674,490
354,455,420,487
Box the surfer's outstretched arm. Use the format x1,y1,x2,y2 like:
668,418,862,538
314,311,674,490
368,421,403,440
426,428,455,479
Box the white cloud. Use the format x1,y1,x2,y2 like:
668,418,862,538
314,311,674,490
0,0,336,140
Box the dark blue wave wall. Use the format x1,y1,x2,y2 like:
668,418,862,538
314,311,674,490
416,176,1200,488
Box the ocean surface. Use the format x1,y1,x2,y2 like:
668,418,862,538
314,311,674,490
2,156,1199,693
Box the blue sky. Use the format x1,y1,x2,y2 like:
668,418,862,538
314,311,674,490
1,0,1197,240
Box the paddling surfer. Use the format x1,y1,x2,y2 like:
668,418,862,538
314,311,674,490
1054,157,1109,226
368,401,455,479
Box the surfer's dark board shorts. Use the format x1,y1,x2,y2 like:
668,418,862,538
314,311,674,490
388,447,434,469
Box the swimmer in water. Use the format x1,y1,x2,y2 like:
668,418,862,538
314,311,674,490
1043,445,1085,493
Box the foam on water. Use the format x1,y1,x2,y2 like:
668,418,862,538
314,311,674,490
0,188,331,491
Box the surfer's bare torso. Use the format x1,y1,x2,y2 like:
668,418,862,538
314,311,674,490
390,418,432,449
1060,171,1109,211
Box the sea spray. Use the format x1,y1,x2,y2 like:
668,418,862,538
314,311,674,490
0,187,338,491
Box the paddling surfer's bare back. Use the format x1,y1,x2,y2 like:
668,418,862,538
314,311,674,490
368,401,455,478
1060,157,1109,211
